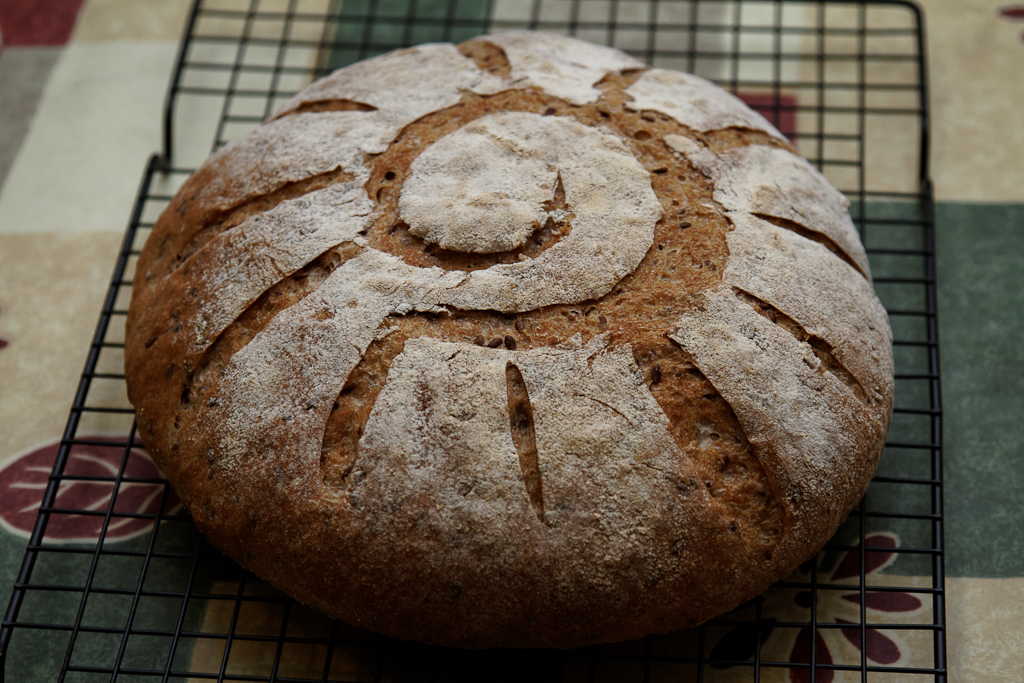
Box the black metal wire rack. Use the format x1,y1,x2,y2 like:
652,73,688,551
1,0,944,680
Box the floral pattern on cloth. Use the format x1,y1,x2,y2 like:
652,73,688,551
0,436,180,543
0,0,89,46
0,303,8,350
1000,5,1024,41
705,533,935,682
736,93,799,142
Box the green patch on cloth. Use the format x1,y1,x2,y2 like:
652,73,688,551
845,200,1024,578
0,517,205,681
936,202,1024,578
325,0,493,71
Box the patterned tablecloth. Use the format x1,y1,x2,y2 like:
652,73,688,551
1,0,1022,680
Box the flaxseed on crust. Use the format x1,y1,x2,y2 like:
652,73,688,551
125,32,893,648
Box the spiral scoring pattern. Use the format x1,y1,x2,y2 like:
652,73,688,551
125,32,894,648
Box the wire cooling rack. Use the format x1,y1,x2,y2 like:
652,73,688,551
1,0,944,680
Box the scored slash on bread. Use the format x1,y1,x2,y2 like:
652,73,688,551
125,32,893,648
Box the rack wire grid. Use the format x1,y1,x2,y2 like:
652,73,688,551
1,0,944,681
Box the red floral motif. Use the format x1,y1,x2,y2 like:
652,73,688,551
0,303,8,350
710,533,927,681
0,0,89,47
1000,5,1024,41
737,93,798,141
788,626,833,683
0,436,180,543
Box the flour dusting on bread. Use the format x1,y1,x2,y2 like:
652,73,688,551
484,31,646,104
626,69,786,139
686,144,871,276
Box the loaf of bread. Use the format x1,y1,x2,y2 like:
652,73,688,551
125,32,893,648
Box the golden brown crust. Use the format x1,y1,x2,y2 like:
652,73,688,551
125,33,893,648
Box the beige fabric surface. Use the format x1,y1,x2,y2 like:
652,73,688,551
1,0,1021,679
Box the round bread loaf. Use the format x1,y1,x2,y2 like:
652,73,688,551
125,32,894,648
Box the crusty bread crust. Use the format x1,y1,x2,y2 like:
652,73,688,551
125,33,893,648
